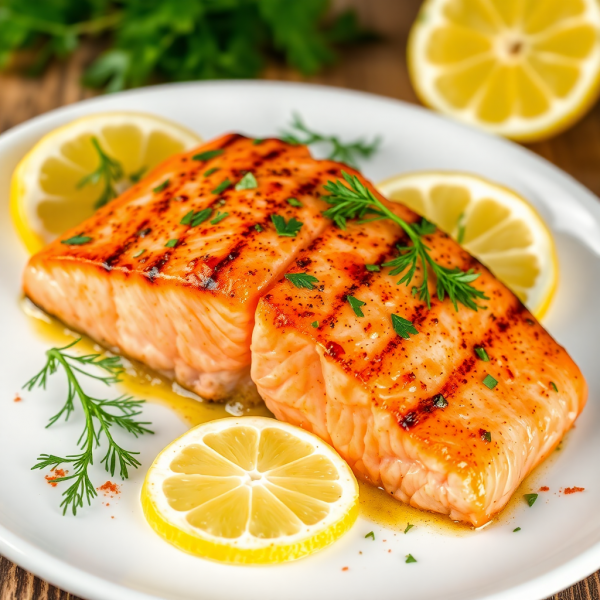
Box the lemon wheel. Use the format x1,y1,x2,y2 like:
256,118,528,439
408,0,600,141
377,171,558,318
141,417,359,565
11,111,202,253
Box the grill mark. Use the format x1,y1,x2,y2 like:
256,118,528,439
143,252,172,282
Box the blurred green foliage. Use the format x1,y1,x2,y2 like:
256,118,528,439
0,0,376,92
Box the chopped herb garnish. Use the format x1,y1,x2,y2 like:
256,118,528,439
254,224,263,232
404,523,414,534
281,113,380,168
129,165,147,184
192,149,224,161
77,137,123,209
311,321,319,328
180,210,195,225
153,179,170,193
413,218,436,236
481,430,492,443
287,197,303,207
475,346,490,362
524,493,538,507
550,381,558,392
212,178,232,195
191,208,213,227
391,314,418,339
285,272,319,290
483,374,498,390
133,249,146,258
405,554,417,564
365,264,380,272
165,239,178,248
324,172,487,311
513,527,521,532
204,167,219,177
235,172,258,191
365,531,375,540
433,394,447,408
347,295,366,317
210,211,229,225
61,235,93,246
271,214,303,237
253,139,264,145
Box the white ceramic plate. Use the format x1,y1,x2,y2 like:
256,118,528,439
0,81,599,600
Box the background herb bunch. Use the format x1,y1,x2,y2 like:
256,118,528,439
0,0,375,93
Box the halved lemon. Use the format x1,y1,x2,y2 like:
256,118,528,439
11,111,202,253
377,171,558,318
141,417,359,565
408,0,600,141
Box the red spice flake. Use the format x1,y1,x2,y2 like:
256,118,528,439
14,394,22,402
564,487,585,495
97,481,120,496
341,567,349,572
539,486,550,492
45,469,67,487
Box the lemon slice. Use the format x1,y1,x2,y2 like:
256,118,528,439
408,0,600,141
11,111,202,253
141,417,359,565
377,171,558,318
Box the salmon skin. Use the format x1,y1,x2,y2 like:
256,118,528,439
251,173,587,526
24,134,349,400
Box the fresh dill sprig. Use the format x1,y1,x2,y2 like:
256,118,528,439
322,172,488,311
24,339,153,516
77,137,124,210
281,113,381,168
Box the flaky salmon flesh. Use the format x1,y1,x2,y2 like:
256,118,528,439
24,134,587,525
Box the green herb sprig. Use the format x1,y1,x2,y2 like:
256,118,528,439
77,137,123,209
323,172,488,311
24,339,152,516
281,113,380,168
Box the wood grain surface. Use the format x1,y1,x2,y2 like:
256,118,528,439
0,1,599,599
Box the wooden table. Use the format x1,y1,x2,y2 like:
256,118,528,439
0,1,599,599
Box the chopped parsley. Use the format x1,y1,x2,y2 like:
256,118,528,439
433,394,447,408
365,264,380,272
311,321,319,328
475,346,490,362
210,211,229,225
550,381,558,392
347,295,366,317
271,214,303,237
483,374,498,390
404,523,414,534
253,138,264,145
153,179,170,193
133,249,146,258
413,217,436,236
365,531,375,540
524,493,538,507
212,178,232,195
181,208,212,227
180,210,194,225
513,527,521,532
481,430,492,443
235,172,258,190
192,149,224,161
204,167,219,177
254,224,263,232
61,235,92,246
287,197,303,207
285,272,319,290
405,554,417,564
165,238,178,248
392,314,418,339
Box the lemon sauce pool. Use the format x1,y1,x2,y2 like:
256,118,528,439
21,297,564,535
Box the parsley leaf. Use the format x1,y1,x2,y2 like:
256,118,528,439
285,272,319,290
347,295,366,317
405,554,417,564
210,211,229,225
165,238,178,248
153,179,170,193
212,179,232,195
204,167,219,177
235,172,258,190
287,197,303,207
192,149,223,162
475,346,490,361
365,264,380,272
271,214,303,237
524,493,538,507
61,235,92,246
404,523,414,534
391,314,418,339
483,374,498,390
365,531,375,540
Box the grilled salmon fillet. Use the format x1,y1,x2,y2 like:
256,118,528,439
251,174,587,526
23,134,349,400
